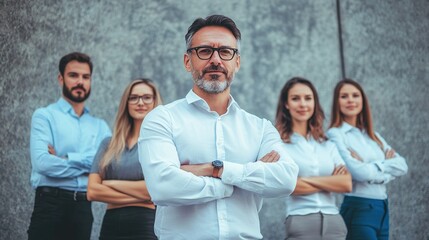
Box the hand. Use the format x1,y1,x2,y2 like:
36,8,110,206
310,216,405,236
348,148,363,162
142,199,154,204
385,149,396,159
48,144,67,159
259,150,280,163
48,144,56,155
332,164,349,175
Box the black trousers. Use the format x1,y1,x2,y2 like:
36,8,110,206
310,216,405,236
27,187,93,240
100,206,157,240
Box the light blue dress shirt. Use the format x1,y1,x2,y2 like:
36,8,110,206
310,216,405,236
283,133,345,217
30,98,111,191
327,122,408,200
138,90,298,240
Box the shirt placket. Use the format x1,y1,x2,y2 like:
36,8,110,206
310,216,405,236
76,115,83,191
215,116,229,239
307,140,321,208
313,142,322,209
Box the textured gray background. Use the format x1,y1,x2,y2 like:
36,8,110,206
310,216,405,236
1,0,428,239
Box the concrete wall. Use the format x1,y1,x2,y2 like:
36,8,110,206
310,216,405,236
1,0,427,239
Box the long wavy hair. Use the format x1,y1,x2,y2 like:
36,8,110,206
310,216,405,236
329,79,383,148
275,77,326,143
99,79,162,177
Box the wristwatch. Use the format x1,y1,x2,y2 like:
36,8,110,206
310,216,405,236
211,160,223,178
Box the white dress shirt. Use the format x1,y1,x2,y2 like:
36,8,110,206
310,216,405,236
327,122,408,200
138,90,298,240
282,133,345,217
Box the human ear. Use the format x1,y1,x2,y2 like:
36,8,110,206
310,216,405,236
234,55,240,73
184,53,192,72
57,73,64,86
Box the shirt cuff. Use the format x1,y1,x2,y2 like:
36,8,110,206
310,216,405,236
220,161,244,185
214,179,234,198
373,160,385,173
379,158,399,173
67,153,92,170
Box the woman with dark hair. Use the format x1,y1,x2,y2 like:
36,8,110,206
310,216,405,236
275,77,352,240
87,79,162,240
327,79,408,240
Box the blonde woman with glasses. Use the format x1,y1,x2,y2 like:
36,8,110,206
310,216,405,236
87,79,162,240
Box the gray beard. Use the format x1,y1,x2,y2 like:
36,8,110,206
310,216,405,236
194,74,233,94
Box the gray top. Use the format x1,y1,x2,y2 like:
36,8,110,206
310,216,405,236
91,137,144,180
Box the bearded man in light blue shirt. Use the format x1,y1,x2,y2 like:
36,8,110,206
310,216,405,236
28,52,111,240
139,15,299,240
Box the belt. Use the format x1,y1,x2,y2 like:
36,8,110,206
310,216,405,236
36,186,88,201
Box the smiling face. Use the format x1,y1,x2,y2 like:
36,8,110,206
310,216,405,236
184,26,240,94
338,84,363,123
286,83,315,125
127,83,155,121
58,60,91,103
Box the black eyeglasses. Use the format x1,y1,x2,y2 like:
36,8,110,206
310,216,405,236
128,94,154,105
187,46,239,61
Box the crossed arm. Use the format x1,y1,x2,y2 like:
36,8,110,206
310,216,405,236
347,147,406,183
327,129,408,183
31,110,90,178
180,150,280,177
289,140,352,195
48,144,153,206
293,165,352,195
87,173,153,206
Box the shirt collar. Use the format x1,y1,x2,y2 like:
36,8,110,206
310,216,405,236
185,89,239,113
57,97,90,115
339,121,357,133
290,132,313,143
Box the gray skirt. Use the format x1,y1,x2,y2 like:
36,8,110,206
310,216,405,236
285,212,347,240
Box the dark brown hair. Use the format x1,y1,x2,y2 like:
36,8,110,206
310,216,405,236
59,52,93,77
275,77,326,143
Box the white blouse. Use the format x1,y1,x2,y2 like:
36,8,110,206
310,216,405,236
327,122,408,200
283,133,345,217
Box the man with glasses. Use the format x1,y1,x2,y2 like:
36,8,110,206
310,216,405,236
28,52,111,240
138,15,298,239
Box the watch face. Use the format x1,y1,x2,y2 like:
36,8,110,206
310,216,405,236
212,160,223,168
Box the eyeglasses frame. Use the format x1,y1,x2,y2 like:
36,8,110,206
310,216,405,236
128,94,154,105
186,46,239,61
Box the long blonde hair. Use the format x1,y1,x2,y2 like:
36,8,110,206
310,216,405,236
99,79,162,177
